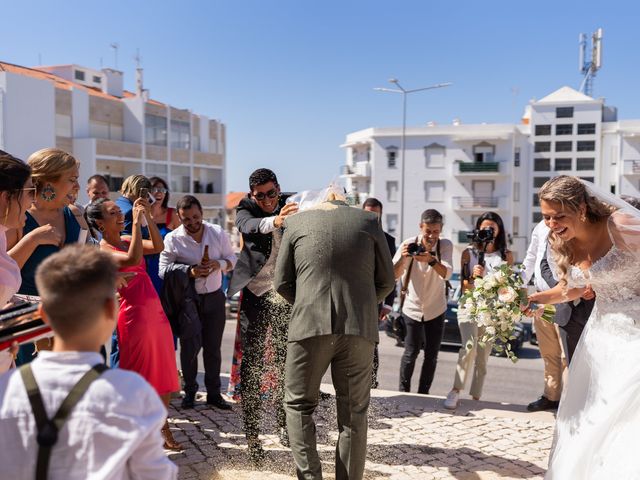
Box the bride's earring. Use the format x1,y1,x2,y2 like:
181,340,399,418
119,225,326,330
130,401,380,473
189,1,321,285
41,184,56,202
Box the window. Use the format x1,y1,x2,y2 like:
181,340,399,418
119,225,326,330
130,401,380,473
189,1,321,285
555,158,572,171
145,163,168,177
513,216,520,235
610,184,616,194
513,182,520,202
55,114,72,137
534,142,551,153
580,176,595,183
171,165,191,193
424,181,445,202
74,70,85,81
533,212,543,223
424,144,445,168
555,124,573,135
555,141,572,152
92,75,102,84
386,214,398,236
514,147,521,167
386,181,398,202
556,107,574,118
577,141,595,152
576,157,595,170
535,125,551,136
472,143,495,162
532,194,540,207
578,123,596,135
386,147,398,168
145,114,167,146
534,158,551,171
533,176,550,188
170,120,191,149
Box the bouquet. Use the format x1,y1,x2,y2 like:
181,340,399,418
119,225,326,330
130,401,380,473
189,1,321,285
458,262,555,362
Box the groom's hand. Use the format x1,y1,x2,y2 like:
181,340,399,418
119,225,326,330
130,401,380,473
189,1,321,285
581,286,595,300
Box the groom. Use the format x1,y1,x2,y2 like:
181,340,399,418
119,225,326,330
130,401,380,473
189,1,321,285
274,193,395,480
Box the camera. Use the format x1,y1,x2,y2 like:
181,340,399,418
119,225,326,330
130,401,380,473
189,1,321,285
406,242,426,256
467,227,495,245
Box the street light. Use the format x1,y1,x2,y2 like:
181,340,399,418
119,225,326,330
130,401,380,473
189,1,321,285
374,78,452,240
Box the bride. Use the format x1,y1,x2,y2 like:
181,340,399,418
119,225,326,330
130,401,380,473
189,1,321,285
528,175,640,479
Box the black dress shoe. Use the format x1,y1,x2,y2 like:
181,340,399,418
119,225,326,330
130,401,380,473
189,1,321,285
181,394,195,409
527,395,560,412
206,393,232,410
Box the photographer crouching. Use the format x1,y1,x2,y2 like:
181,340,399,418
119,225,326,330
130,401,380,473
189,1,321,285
444,211,514,410
393,209,452,394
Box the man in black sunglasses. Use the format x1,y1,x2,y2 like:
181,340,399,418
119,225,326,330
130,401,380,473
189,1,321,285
228,168,298,463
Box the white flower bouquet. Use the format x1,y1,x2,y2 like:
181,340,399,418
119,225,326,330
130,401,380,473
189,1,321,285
459,262,554,362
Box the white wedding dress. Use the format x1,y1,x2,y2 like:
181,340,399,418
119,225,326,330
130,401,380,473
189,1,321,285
546,213,640,479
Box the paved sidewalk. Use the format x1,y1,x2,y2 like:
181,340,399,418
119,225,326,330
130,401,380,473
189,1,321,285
167,387,554,480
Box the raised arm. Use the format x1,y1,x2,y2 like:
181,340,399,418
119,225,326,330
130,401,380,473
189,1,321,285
139,199,164,255
103,204,145,268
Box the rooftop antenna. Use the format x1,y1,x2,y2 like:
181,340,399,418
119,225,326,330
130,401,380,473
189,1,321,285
578,28,603,97
110,42,119,69
134,49,144,96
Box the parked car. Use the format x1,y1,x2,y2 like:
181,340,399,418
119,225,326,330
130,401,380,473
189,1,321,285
442,300,526,356
227,291,240,314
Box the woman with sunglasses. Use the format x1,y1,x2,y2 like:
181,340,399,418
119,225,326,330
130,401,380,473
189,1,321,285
146,177,180,295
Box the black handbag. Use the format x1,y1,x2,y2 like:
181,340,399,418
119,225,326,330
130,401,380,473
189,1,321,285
389,255,415,342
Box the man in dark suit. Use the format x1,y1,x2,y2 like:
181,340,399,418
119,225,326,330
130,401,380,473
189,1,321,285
227,168,298,463
362,197,397,388
274,194,395,480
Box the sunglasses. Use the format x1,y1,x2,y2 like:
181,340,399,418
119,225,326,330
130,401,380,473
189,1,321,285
21,187,37,198
252,188,278,201
152,187,168,194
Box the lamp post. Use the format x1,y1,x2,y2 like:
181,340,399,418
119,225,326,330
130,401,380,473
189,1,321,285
374,78,452,240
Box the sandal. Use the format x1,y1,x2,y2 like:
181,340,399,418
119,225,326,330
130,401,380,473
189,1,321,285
162,423,182,451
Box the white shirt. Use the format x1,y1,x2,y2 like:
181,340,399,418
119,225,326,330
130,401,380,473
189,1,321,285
522,221,557,291
247,228,282,297
0,351,177,480
393,236,453,322
0,224,21,307
159,222,237,294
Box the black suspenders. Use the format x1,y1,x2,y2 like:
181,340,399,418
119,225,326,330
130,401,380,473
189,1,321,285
19,363,108,480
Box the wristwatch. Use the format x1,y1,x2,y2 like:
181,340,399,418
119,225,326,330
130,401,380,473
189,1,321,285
428,259,438,267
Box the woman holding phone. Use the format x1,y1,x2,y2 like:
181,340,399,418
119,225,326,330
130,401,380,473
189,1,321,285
85,197,180,450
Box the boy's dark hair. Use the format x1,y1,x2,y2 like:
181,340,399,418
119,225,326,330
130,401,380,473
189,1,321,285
35,245,117,338
249,168,278,191
87,174,109,186
176,195,202,212
421,209,443,225
362,197,383,210
149,176,170,209
0,150,31,214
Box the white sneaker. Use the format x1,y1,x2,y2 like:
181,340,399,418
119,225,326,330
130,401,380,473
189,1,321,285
444,390,459,410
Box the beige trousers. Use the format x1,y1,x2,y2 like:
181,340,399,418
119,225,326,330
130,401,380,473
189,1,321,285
534,315,567,402
453,322,493,399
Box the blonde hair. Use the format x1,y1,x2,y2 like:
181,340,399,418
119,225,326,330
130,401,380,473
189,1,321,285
28,148,79,192
120,174,151,198
537,175,615,287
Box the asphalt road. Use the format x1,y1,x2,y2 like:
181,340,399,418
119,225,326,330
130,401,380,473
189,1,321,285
216,314,545,407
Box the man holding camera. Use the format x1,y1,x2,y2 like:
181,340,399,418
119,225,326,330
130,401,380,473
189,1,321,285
393,209,453,394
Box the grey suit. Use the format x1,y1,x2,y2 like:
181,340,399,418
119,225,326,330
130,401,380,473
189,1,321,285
274,200,395,480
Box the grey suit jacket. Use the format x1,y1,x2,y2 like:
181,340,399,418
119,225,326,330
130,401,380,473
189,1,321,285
274,200,396,344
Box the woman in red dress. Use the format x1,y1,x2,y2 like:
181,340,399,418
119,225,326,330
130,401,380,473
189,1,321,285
85,197,180,450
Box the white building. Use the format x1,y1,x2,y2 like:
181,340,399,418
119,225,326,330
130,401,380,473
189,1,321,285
0,61,226,222
341,86,640,262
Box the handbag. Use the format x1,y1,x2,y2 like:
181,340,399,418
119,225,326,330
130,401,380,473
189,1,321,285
389,255,415,342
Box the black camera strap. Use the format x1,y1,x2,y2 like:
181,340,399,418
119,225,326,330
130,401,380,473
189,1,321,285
399,236,420,312
20,363,108,480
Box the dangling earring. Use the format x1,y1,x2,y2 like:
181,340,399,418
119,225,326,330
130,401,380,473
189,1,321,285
580,212,587,222
41,184,56,202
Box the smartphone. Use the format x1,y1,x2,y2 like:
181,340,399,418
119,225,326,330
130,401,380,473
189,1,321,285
139,188,156,205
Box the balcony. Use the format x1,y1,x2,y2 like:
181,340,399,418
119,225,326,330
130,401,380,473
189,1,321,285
340,161,371,178
452,196,507,211
96,139,142,159
195,193,223,207
194,151,223,167
454,161,503,176
623,159,640,176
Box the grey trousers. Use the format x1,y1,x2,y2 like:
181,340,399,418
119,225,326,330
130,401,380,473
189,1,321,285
284,334,375,480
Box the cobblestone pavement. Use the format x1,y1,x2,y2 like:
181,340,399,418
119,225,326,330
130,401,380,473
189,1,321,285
167,387,555,480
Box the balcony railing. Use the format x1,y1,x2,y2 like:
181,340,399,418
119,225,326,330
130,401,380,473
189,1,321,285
340,162,371,177
456,161,501,174
623,159,640,176
453,196,503,209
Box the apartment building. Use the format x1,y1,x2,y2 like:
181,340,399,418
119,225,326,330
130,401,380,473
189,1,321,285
0,61,226,223
341,86,640,261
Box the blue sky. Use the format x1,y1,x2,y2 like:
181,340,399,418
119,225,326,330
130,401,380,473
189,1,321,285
3,1,639,192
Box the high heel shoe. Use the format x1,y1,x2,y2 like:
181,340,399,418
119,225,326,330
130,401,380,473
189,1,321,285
162,423,182,451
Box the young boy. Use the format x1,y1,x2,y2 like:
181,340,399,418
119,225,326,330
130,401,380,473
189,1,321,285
0,245,177,479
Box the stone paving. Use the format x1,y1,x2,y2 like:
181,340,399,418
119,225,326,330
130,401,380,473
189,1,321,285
166,387,555,480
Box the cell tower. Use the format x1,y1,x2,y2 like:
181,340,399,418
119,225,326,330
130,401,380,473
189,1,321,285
578,28,603,97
